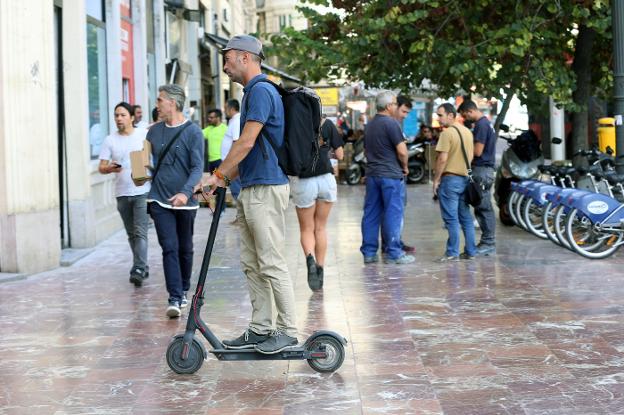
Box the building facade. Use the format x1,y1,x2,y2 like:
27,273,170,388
0,0,301,275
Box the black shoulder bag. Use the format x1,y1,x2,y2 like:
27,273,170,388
145,122,191,213
451,126,483,207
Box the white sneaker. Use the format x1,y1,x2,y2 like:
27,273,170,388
166,301,181,318
180,292,188,308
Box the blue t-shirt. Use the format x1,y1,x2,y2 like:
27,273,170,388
238,74,288,188
364,114,404,179
472,116,497,167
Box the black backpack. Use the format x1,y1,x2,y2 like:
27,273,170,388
245,79,322,178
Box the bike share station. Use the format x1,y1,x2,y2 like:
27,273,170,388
166,187,348,375
497,115,624,260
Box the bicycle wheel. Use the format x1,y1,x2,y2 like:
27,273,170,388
542,201,561,246
565,208,623,259
508,192,520,226
523,198,548,239
515,195,529,230
553,205,573,250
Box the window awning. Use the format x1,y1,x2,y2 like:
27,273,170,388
201,33,301,84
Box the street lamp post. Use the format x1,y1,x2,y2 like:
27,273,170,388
614,0,624,171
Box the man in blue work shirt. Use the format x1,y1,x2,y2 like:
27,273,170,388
458,99,497,255
200,35,298,354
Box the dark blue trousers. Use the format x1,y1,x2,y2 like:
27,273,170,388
149,203,197,303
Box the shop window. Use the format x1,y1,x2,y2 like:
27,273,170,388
87,19,109,159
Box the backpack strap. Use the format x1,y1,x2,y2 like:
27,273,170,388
243,78,283,161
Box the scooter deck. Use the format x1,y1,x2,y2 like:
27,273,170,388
210,347,324,361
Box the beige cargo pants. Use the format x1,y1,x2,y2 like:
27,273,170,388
237,183,298,337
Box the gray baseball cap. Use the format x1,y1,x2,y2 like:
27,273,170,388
221,34,265,60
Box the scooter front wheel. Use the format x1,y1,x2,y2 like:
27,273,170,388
306,335,345,373
166,335,205,374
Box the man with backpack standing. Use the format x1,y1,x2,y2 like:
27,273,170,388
360,91,415,265
199,35,298,354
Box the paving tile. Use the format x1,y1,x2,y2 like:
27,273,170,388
2,184,624,414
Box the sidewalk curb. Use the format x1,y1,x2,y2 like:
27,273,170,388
0,273,27,284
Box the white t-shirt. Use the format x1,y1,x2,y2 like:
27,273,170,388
221,112,241,160
99,128,151,197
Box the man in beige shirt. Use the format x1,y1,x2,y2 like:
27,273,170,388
432,103,477,262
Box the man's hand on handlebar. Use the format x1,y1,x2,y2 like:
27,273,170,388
193,173,225,200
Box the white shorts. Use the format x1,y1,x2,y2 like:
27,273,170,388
290,173,337,208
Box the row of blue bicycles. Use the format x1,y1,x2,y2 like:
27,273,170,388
508,147,624,259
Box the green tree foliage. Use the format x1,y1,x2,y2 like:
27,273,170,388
269,0,612,127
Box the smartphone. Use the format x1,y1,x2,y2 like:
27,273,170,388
111,163,122,168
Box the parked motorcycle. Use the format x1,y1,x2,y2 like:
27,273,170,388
406,141,427,183
346,137,366,185
494,126,559,226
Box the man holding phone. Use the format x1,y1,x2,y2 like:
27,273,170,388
99,102,151,287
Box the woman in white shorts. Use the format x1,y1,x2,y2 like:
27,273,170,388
291,116,344,291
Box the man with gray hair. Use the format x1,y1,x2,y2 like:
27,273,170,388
360,91,415,265
144,84,205,318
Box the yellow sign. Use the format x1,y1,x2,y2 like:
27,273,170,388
315,88,339,107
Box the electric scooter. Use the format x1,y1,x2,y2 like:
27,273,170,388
166,187,347,374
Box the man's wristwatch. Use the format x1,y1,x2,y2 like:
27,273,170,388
213,168,231,187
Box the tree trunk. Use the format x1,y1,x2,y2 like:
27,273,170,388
494,88,514,133
571,25,596,165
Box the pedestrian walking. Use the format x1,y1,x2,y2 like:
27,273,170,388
360,91,415,265
98,102,150,287
291,114,344,291
143,84,204,318
132,104,149,129
222,99,242,202
458,99,497,255
203,109,227,173
432,103,477,262
200,34,298,354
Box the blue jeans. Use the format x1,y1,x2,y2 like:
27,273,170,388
438,175,477,257
381,179,408,252
116,193,149,271
149,203,197,303
360,176,404,260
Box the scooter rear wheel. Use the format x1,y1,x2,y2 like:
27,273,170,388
346,165,361,185
166,335,205,374
306,335,345,373
407,164,425,183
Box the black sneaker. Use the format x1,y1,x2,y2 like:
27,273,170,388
306,254,321,291
166,301,181,318
129,269,144,287
254,330,298,354
223,329,269,349
317,266,324,290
